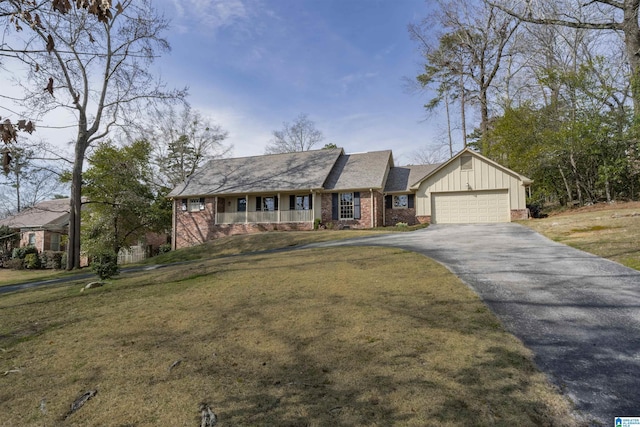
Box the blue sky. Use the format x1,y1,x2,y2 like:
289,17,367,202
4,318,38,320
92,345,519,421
153,0,454,164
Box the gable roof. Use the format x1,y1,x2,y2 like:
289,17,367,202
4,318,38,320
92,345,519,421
168,148,344,197
0,198,70,229
323,150,392,191
384,164,442,193
409,147,533,190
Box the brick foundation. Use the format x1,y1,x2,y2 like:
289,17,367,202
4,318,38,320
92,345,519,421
209,222,313,240
385,207,417,226
511,209,529,220
416,215,431,224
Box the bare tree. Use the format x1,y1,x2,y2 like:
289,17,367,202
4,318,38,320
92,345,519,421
488,0,640,114
0,0,111,145
265,113,324,154
0,0,185,269
0,142,67,215
411,0,519,151
410,144,450,165
150,106,231,189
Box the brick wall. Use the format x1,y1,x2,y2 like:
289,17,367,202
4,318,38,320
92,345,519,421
209,223,313,240
174,197,217,249
174,197,315,249
320,191,383,229
20,230,44,251
385,207,417,226
416,215,431,224
511,209,529,220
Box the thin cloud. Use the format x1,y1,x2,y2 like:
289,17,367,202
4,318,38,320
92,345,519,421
168,0,252,32
339,72,379,94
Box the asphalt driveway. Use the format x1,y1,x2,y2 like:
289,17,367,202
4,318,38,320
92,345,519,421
306,223,640,425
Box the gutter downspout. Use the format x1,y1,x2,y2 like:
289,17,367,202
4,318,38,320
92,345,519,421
382,193,385,227
370,189,374,228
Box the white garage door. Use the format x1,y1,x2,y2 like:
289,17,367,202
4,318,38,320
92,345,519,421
432,190,510,224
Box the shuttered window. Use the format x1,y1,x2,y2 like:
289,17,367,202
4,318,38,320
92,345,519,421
256,196,278,211
387,194,414,209
333,192,360,220
289,194,312,210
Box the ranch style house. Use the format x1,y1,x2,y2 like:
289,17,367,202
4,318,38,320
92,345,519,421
168,147,532,249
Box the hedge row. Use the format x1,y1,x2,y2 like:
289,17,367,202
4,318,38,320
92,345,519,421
6,248,66,270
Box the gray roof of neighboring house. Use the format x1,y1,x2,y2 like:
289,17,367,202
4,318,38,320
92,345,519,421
323,150,392,191
384,164,442,193
0,198,70,229
168,148,344,197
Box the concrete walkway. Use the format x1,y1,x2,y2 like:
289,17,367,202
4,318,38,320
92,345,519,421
303,223,640,425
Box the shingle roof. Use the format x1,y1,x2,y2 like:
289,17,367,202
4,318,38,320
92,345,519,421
0,198,70,229
323,150,392,191
384,164,442,193
168,148,344,197
407,147,533,189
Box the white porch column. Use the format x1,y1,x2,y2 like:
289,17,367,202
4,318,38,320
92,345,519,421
311,191,315,224
245,194,249,224
278,193,281,223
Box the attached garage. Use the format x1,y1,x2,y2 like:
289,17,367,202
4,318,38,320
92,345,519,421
412,148,532,224
431,189,510,224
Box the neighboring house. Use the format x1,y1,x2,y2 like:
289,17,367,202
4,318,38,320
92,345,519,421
0,198,167,265
0,198,69,253
168,147,532,249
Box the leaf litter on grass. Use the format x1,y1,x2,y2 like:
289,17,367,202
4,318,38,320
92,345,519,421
0,246,580,426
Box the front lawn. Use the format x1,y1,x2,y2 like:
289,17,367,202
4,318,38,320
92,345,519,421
0,246,577,426
521,201,640,270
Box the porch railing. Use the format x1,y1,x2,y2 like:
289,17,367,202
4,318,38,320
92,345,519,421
216,210,313,224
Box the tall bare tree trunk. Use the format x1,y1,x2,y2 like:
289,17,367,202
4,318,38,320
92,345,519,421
622,1,640,115
68,138,87,270
460,72,468,147
569,152,583,205
445,88,454,157
558,166,572,206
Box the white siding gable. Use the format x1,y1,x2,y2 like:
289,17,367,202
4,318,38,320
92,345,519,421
415,152,528,217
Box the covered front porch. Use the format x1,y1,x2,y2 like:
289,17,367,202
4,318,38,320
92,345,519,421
217,209,314,224
215,193,318,225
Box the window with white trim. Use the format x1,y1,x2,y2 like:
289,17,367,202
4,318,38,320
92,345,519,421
188,198,204,212
28,233,35,246
263,196,276,211
237,197,247,212
339,193,354,219
296,195,310,210
393,195,408,209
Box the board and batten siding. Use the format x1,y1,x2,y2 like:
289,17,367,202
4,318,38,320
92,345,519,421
415,154,527,217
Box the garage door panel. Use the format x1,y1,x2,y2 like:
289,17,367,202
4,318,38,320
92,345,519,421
432,190,509,224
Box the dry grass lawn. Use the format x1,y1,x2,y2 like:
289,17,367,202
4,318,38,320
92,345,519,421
0,246,578,426
521,201,640,270
0,230,393,288
0,269,67,287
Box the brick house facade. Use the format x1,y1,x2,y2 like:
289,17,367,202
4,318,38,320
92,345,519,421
169,148,532,249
